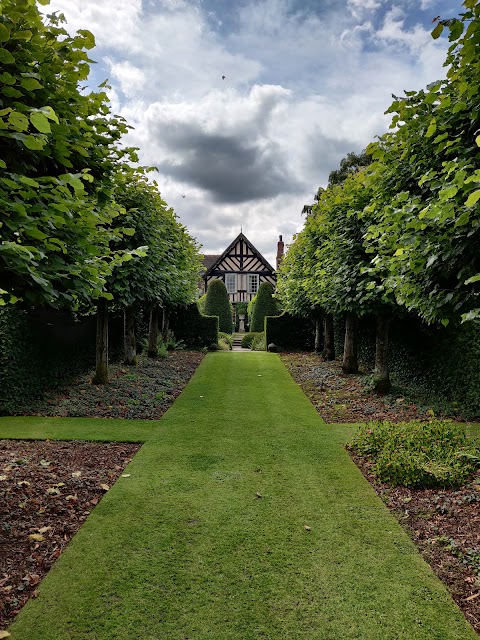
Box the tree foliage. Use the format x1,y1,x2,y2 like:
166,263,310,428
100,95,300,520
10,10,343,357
0,0,138,307
279,0,480,331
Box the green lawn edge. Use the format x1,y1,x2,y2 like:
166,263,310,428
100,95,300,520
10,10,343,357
8,353,477,639
0,416,156,442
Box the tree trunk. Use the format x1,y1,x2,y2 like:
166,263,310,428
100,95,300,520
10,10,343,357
147,307,159,358
123,305,137,366
342,312,358,374
314,313,323,354
323,313,335,361
92,298,109,384
373,313,391,394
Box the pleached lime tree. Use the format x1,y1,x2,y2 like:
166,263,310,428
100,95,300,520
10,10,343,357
0,0,138,309
364,0,480,326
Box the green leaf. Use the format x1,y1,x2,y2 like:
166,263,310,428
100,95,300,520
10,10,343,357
39,106,59,124
21,134,46,150
37,0,50,5
425,120,436,138
30,112,51,134
465,274,480,285
0,48,15,64
19,176,40,188
465,190,480,208
8,111,29,132
0,159,6,169
77,29,95,49
0,24,10,43
431,23,444,39
475,135,480,148
20,77,43,91
439,186,458,200
394,248,404,257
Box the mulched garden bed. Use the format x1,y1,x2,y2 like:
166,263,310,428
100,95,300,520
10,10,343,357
281,351,480,635
26,351,205,420
0,439,141,630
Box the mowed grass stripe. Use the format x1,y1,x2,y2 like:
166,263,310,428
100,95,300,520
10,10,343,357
9,353,476,639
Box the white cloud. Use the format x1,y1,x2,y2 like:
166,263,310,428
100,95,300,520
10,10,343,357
44,0,455,259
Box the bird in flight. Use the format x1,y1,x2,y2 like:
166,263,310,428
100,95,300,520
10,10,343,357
222,75,225,80
182,195,185,198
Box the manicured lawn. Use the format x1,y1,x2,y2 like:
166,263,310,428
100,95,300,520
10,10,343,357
0,416,156,442
8,353,476,639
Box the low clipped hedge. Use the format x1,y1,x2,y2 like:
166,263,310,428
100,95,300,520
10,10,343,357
170,303,218,348
251,332,266,351
348,419,480,488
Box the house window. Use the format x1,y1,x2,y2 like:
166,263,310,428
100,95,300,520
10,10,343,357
248,274,259,294
225,273,236,294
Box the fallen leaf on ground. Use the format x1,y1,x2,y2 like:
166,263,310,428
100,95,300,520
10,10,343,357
304,525,311,531
121,474,131,478
28,534,44,542
100,484,109,491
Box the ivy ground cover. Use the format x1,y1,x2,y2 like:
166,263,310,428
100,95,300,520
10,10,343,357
7,353,477,639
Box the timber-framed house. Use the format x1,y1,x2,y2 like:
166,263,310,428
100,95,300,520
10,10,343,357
201,232,284,304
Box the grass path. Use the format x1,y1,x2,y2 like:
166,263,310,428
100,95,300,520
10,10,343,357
8,353,476,639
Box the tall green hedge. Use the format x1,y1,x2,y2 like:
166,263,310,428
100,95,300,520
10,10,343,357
266,313,315,350
250,282,278,332
204,279,233,334
170,303,218,348
333,314,480,419
0,306,96,415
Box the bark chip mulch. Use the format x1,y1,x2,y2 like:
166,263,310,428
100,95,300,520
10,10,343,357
0,439,140,630
281,351,480,635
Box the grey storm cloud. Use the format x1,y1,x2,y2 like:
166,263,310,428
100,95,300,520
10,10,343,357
153,122,305,204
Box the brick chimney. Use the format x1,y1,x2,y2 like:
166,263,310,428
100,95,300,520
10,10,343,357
276,234,284,270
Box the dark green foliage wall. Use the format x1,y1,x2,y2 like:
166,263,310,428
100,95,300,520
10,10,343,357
0,306,96,415
204,280,232,334
334,314,480,418
170,304,218,348
266,313,315,350
250,282,278,332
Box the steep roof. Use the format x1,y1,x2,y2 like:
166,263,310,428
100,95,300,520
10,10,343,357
205,233,275,275
202,254,221,271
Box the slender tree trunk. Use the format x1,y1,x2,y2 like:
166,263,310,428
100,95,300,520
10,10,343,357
92,298,109,384
123,305,137,366
342,312,358,374
323,313,335,361
314,313,323,354
373,313,391,394
147,307,159,358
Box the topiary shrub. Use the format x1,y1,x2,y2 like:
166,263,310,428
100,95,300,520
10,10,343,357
241,332,261,348
204,279,233,334
249,282,279,332
348,420,480,488
197,294,207,315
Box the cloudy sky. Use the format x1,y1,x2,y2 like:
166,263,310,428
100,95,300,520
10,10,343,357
45,0,461,265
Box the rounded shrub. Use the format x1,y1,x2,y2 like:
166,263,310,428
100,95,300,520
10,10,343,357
250,282,278,332
204,279,233,334
241,332,261,349
348,420,480,488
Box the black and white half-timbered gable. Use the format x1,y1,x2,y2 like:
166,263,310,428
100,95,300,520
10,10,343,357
201,232,284,304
